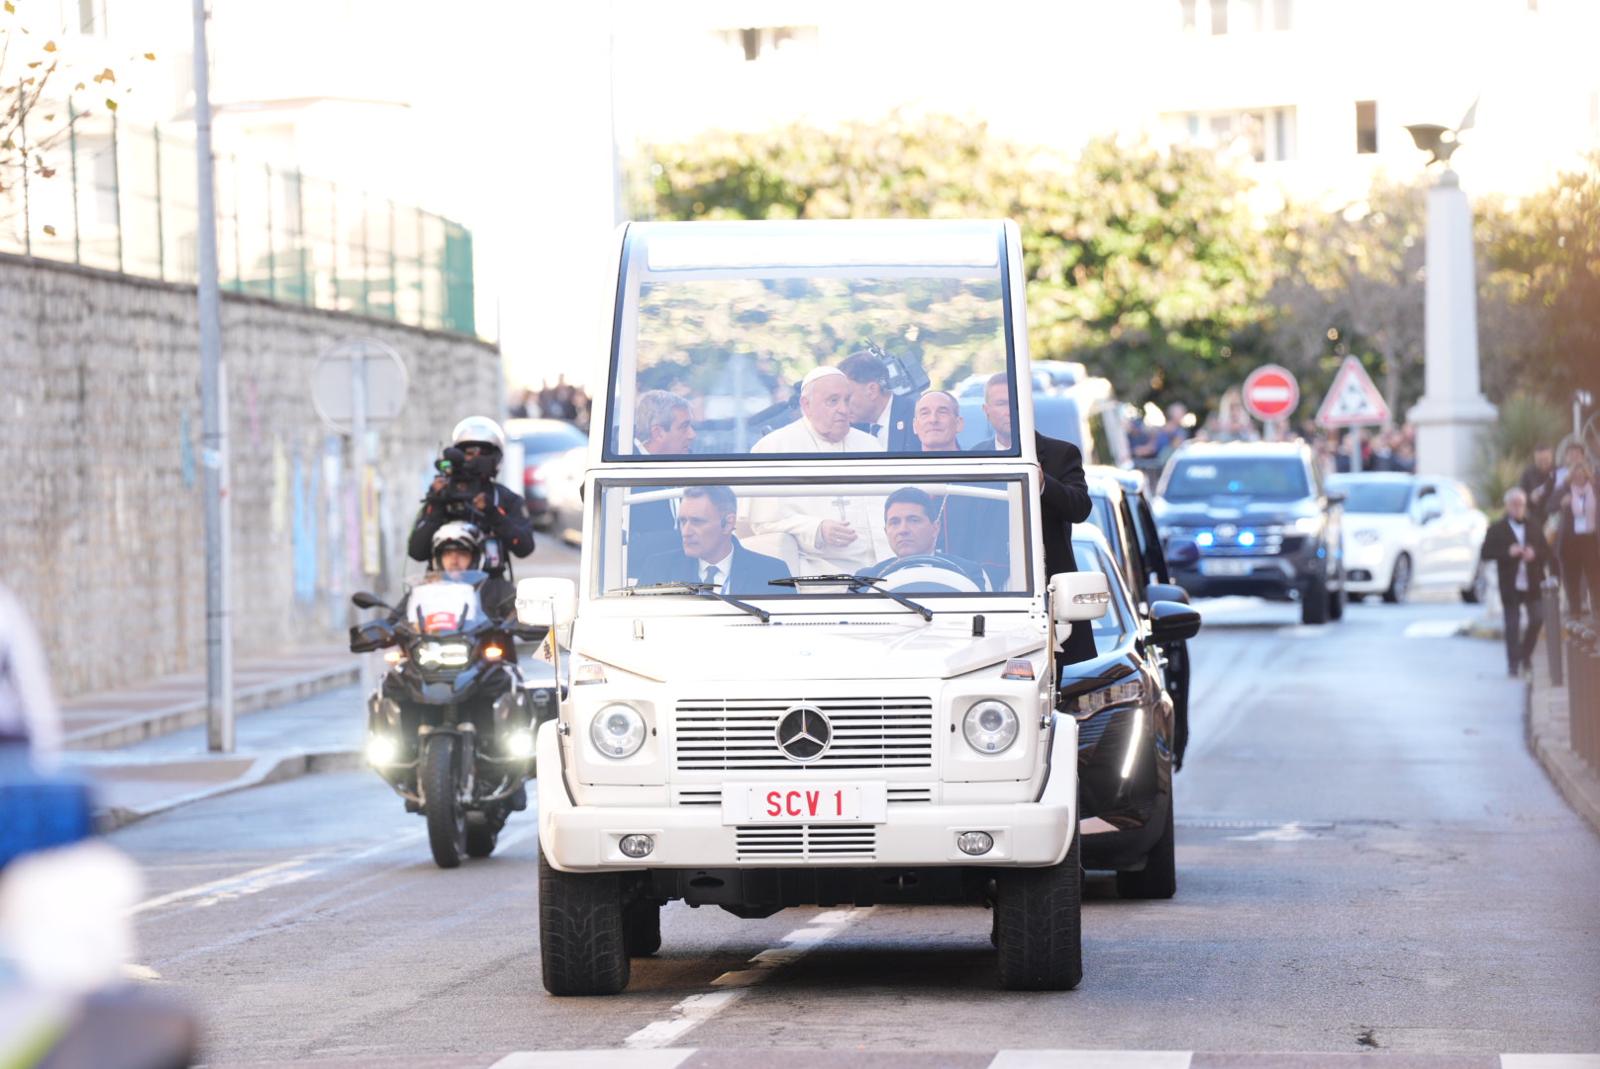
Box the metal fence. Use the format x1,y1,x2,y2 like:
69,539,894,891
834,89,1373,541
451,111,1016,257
0,111,477,336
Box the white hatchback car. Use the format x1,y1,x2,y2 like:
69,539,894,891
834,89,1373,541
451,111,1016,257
1329,473,1489,604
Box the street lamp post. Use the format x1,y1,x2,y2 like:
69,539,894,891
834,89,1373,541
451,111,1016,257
1403,111,1497,483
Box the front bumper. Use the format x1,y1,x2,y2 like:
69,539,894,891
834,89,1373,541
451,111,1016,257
537,716,1079,872
1171,548,1323,599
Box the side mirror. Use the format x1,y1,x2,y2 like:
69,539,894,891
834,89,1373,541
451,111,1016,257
1145,582,1190,606
351,591,393,612
1326,491,1347,506
1166,539,1201,568
1049,571,1110,623
518,577,577,631
348,619,395,654
1149,600,1201,644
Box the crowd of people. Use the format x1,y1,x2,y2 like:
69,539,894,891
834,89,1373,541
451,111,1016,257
1487,439,1598,676
509,376,593,429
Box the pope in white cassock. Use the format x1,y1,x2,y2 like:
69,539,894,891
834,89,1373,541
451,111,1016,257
746,366,892,574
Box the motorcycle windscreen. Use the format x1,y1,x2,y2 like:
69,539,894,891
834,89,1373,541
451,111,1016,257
407,577,487,634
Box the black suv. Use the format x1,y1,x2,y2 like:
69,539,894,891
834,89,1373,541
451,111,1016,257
1152,442,1345,625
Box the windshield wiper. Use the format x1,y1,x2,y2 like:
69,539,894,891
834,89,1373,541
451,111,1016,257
621,581,770,623
769,574,934,622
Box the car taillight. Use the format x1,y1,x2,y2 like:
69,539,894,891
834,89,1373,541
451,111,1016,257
525,465,544,487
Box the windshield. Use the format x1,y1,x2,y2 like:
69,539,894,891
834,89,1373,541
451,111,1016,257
401,570,489,634
1328,478,1413,514
593,476,1032,598
1161,456,1310,502
605,221,1020,461
1072,541,1132,654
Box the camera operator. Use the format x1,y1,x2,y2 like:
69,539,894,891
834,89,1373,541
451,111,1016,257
407,416,535,571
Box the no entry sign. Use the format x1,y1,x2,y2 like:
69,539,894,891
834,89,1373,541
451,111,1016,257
1242,365,1300,423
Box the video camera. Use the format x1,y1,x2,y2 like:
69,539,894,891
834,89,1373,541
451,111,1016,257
432,446,499,517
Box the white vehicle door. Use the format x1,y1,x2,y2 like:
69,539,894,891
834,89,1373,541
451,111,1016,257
1435,483,1477,583
1410,483,1447,580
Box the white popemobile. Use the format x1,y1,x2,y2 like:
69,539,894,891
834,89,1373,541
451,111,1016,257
517,220,1108,995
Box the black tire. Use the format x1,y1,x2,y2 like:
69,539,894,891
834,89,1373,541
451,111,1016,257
994,833,1082,991
422,736,465,869
1328,573,1345,621
624,899,662,957
1115,798,1176,900
539,850,630,995
1300,577,1330,625
1382,553,1411,605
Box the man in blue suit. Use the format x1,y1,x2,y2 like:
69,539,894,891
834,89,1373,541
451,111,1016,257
842,349,919,453
637,485,790,594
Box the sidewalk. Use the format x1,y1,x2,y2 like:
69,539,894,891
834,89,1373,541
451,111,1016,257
1528,636,1600,838
62,683,367,832
60,647,356,750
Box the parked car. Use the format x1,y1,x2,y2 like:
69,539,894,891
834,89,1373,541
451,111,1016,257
1327,473,1489,604
505,418,589,530
1085,467,1195,771
1153,441,1346,625
542,445,586,546
1063,527,1200,899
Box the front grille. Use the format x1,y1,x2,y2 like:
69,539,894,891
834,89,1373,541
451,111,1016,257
735,824,876,861
674,697,935,773
673,788,722,807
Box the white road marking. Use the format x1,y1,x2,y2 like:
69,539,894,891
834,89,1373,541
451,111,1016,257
623,908,872,1050
1404,619,1470,638
122,963,162,982
1225,822,1322,842
492,1050,695,1069
991,1053,1192,1069
1501,1058,1600,1069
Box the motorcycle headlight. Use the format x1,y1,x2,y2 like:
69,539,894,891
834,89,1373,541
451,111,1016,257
962,700,1019,755
415,642,469,668
1068,678,1145,719
589,703,646,759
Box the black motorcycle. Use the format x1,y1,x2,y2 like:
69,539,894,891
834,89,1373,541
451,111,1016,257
348,570,553,868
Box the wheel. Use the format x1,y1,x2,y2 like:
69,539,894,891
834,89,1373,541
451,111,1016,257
994,832,1082,991
422,736,466,869
624,899,662,957
1328,572,1345,621
539,850,630,995
1115,798,1176,900
1300,577,1330,625
1461,561,1487,604
1382,553,1411,604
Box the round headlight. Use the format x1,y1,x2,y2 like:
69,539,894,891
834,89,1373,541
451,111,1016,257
589,703,646,759
962,700,1019,755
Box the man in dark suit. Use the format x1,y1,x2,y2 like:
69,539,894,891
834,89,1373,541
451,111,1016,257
637,485,790,594
628,390,697,563
1518,445,1556,524
967,373,1016,453
841,350,918,452
1037,430,1096,667
1481,486,1551,676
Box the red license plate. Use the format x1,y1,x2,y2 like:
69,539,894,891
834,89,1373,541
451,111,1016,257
744,785,862,823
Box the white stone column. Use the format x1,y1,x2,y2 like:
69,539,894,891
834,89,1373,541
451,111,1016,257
1407,168,1496,481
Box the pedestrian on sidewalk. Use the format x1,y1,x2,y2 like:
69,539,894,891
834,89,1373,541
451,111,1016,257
1555,459,1599,621
1482,487,1551,677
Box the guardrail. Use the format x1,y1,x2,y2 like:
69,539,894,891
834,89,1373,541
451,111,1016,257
1566,619,1600,770
0,113,477,336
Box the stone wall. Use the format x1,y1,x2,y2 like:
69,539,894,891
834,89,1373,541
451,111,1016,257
0,254,505,698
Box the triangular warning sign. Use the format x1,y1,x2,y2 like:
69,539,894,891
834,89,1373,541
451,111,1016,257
1315,356,1391,428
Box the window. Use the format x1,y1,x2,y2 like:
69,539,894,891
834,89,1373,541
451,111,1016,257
594,477,1032,597
1180,0,1198,30
1209,0,1228,34
716,26,817,62
1356,100,1379,154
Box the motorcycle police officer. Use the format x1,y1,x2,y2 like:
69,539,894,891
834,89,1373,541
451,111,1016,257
407,416,535,573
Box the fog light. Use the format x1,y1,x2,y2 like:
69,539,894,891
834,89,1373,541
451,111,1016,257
957,831,994,856
619,834,655,859
365,735,398,766
506,730,534,759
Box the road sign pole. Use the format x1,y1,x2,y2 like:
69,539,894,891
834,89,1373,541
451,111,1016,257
194,0,233,754
1348,429,1362,474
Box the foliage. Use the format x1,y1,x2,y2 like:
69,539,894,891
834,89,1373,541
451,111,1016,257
1474,393,1566,510
637,115,1268,412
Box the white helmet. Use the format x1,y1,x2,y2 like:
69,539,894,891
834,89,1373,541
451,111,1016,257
451,416,506,453
431,521,485,570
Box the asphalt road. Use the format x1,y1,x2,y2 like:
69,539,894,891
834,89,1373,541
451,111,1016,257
111,594,1600,1064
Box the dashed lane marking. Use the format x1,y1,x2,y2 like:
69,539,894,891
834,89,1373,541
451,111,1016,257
492,1051,694,1069
622,908,872,1051
991,1054,1192,1069
1403,619,1471,638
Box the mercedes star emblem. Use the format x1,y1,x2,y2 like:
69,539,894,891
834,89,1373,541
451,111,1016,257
775,705,832,763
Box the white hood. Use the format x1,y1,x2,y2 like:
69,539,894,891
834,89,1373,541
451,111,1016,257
573,615,1046,682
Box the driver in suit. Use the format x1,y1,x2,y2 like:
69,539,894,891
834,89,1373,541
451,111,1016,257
864,487,999,591
637,485,790,593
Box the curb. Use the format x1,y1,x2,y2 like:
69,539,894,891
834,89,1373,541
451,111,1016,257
1525,646,1600,840
63,664,360,751
97,749,363,833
